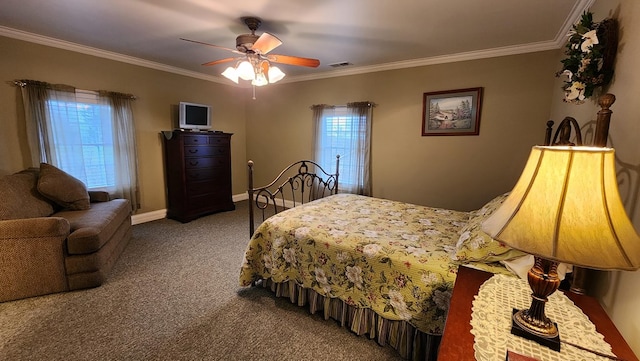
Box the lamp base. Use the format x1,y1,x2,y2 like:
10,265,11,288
511,309,561,351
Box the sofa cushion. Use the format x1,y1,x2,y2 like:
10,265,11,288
65,219,131,278
37,163,90,210
0,172,55,220
55,199,131,255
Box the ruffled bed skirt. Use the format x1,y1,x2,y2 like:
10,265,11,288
258,278,441,361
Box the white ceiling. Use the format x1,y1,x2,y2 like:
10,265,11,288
0,0,593,84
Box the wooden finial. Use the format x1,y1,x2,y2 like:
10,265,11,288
544,120,554,146
594,93,616,147
598,93,616,110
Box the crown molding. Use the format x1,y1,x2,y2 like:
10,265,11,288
283,0,594,84
282,40,561,84
0,25,228,85
551,0,596,48
1,0,593,87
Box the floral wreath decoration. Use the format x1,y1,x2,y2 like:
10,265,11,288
557,12,618,104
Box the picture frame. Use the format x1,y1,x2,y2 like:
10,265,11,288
422,87,483,136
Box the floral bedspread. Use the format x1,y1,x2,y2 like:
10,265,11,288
239,194,508,334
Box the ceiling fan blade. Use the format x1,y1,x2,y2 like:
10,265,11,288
180,38,243,54
202,57,236,66
251,32,282,54
267,54,320,68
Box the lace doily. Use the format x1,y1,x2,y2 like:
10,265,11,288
470,274,616,361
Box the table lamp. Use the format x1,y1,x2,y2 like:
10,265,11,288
482,145,640,351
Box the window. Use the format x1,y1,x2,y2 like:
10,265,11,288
313,103,372,195
18,79,140,210
46,91,116,191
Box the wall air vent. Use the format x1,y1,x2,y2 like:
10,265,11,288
328,61,353,68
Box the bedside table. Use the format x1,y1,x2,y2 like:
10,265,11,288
437,266,638,361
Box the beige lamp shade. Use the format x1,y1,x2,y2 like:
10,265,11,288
482,146,640,270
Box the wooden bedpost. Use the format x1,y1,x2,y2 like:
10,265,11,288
570,93,616,295
593,93,616,147
248,160,255,237
544,120,554,146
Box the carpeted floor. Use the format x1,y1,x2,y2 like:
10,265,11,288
0,201,403,361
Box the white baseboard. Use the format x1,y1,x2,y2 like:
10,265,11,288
249,194,295,209
233,193,249,202
276,199,295,209
131,209,166,225
131,193,248,225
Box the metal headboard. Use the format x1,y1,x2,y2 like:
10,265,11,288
543,93,616,147
543,117,583,146
247,156,340,237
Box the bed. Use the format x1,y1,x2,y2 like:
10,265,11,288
239,160,526,360
238,98,614,360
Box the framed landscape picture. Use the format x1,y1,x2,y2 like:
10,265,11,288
422,87,483,136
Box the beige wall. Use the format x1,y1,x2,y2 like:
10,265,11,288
548,1,640,354
0,36,248,214
3,6,638,352
247,52,558,211
0,36,560,215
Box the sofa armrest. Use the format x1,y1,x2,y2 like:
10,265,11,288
89,191,111,203
0,217,70,239
0,217,71,302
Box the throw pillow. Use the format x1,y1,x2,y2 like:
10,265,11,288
0,172,55,220
453,192,527,263
37,163,90,210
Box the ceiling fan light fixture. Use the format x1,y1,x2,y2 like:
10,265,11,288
182,16,319,90
237,60,255,81
252,73,268,87
268,65,285,83
221,67,239,83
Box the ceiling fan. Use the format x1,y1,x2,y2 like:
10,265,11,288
180,17,320,86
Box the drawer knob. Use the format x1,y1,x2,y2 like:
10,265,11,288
189,149,198,154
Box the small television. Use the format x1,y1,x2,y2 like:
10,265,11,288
179,102,212,130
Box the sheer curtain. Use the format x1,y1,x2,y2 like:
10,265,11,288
346,101,373,196
312,101,373,195
17,79,140,211
18,80,68,165
100,91,141,210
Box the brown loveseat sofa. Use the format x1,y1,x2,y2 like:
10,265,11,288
0,163,132,302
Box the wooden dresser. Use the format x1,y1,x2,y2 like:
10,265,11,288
162,130,235,222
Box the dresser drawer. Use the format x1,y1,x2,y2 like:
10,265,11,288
188,192,231,210
182,134,231,146
209,136,230,146
182,135,209,145
185,168,219,181
187,179,229,196
185,156,228,169
184,145,229,157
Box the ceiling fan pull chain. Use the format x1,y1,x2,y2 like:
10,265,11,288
252,85,256,100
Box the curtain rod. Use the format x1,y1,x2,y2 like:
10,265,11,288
12,79,137,100
310,101,376,110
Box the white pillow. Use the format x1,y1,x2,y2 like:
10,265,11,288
501,255,573,281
